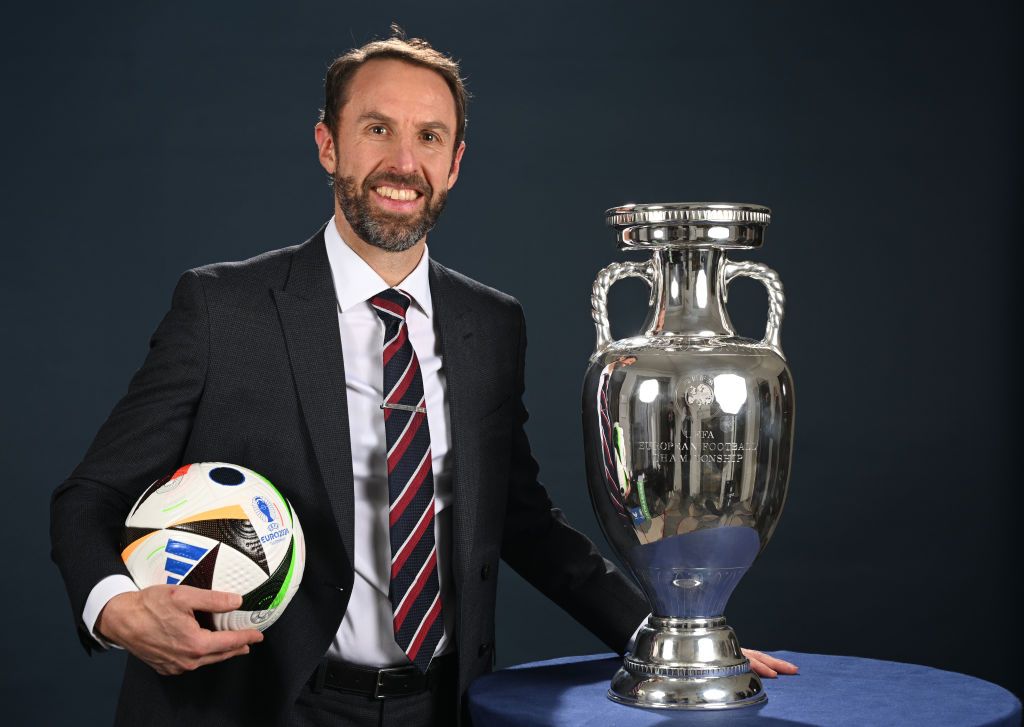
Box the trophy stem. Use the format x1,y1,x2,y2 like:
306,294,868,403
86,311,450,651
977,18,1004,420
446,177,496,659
608,616,765,710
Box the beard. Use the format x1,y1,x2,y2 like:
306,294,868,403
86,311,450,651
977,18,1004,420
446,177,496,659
334,169,448,253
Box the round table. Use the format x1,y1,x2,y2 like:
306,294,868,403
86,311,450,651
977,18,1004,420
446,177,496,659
467,652,1022,726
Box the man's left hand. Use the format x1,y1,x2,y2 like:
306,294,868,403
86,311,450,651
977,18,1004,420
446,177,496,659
742,648,799,678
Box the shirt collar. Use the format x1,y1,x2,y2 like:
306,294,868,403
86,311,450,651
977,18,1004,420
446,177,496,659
323,216,434,318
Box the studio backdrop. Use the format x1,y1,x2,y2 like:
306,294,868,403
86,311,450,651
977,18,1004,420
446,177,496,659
2,1,1020,723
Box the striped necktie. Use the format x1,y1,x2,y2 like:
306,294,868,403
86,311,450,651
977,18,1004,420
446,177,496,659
370,288,443,672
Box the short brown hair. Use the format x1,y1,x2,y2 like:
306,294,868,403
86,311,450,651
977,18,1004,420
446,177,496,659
320,25,469,155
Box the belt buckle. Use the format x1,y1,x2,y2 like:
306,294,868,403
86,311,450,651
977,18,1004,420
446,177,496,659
374,665,411,699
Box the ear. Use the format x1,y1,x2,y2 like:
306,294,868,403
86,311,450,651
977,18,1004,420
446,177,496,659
314,122,337,174
446,141,467,189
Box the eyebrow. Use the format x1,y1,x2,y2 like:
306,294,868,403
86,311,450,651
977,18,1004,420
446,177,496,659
357,111,451,135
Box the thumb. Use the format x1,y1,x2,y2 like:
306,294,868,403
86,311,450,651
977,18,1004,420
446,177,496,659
174,586,243,613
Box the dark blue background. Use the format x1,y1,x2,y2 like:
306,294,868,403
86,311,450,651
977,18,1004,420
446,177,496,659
3,1,1020,723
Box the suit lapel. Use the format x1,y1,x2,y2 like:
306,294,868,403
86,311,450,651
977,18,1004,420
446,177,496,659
268,242,485,581
429,261,482,589
272,227,356,568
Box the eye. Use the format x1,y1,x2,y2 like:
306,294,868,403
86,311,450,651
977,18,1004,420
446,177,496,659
421,131,439,143
369,125,387,135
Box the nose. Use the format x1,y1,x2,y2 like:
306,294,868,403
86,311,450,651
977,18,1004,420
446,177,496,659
384,133,418,176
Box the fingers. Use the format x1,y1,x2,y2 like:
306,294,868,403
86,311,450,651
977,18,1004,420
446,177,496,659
196,628,265,654
156,644,255,675
748,657,778,678
157,628,263,675
761,653,798,674
742,648,799,678
193,644,253,669
169,586,244,614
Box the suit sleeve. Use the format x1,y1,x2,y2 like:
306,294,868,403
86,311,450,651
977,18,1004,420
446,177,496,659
49,270,209,653
499,303,649,655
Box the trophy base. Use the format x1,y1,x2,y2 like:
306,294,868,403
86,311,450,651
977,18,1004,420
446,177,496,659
608,615,766,710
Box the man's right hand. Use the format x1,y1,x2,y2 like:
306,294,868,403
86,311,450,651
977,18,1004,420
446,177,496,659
95,585,264,675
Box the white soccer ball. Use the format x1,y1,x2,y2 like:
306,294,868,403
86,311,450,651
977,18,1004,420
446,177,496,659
121,462,305,631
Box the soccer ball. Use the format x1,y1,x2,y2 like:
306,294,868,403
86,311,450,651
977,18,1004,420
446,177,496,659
121,462,305,631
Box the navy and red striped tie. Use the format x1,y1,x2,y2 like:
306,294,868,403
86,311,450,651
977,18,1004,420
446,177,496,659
370,288,443,672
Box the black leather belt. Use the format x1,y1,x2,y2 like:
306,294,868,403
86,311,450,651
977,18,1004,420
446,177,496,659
309,653,455,699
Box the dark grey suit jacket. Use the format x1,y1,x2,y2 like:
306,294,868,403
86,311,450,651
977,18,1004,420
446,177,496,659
50,225,648,726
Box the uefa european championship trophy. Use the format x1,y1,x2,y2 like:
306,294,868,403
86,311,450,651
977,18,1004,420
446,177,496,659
582,203,795,709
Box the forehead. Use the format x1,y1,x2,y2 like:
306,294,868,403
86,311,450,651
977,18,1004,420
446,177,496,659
342,58,457,127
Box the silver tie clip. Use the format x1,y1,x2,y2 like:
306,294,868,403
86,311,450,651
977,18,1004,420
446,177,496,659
381,402,427,414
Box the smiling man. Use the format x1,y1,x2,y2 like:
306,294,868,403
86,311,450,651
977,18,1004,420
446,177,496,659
322,58,463,259
50,28,794,727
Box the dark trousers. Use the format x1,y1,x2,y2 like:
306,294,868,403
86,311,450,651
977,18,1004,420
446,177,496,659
289,659,458,727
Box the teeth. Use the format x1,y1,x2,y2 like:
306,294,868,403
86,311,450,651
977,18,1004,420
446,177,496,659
375,185,420,201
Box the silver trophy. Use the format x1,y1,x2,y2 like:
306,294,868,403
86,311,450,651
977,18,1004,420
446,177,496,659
582,203,795,709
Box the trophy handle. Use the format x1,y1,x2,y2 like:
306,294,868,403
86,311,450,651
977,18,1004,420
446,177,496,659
591,260,656,355
722,260,786,358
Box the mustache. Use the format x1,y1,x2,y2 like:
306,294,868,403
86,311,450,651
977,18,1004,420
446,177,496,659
362,172,431,198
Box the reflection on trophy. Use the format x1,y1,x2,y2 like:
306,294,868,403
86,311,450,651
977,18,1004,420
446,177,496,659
582,203,795,709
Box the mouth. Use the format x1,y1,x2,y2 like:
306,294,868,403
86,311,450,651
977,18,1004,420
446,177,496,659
371,184,425,212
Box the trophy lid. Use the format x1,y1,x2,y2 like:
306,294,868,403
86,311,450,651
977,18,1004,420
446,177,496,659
606,202,771,250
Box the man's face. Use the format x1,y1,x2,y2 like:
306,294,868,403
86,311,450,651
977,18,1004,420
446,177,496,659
316,58,465,252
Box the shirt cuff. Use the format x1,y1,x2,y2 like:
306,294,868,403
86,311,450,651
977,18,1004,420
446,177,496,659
626,614,651,654
83,575,139,650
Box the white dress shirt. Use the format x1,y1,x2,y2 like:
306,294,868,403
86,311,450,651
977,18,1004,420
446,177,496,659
83,217,455,665
323,218,454,665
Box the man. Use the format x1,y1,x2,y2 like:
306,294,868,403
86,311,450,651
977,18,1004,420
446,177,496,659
50,29,795,726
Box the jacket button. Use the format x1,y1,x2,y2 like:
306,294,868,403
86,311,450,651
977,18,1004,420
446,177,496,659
480,563,491,580
478,642,492,656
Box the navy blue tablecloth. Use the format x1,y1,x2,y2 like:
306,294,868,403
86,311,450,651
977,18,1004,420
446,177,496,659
468,652,1021,726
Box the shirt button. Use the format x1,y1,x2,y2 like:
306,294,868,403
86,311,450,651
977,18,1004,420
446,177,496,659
478,642,492,656
480,564,491,580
